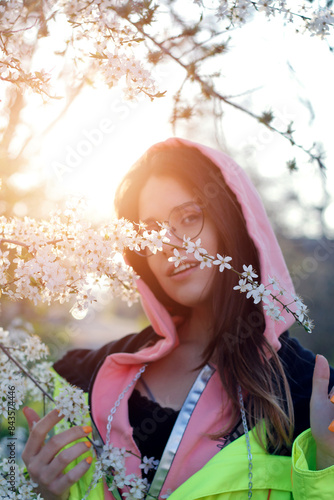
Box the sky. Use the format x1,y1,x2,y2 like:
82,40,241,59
11,7,334,238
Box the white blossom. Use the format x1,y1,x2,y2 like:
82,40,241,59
233,278,252,293
54,385,89,425
183,237,203,254
168,249,187,267
213,254,232,272
246,283,271,304
307,9,334,38
268,275,281,291
122,477,148,500
113,470,131,489
241,264,258,280
0,324,54,418
0,458,39,499
291,294,309,322
303,318,315,333
139,456,159,474
194,250,214,269
100,442,129,471
257,0,276,17
142,229,170,254
263,302,286,323
0,212,143,309
21,335,49,360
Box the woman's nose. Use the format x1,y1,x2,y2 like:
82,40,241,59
163,230,180,255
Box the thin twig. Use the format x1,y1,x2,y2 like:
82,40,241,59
0,342,54,403
0,341,98,449
109,6,327,168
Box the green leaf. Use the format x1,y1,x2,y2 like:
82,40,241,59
105,474,122,500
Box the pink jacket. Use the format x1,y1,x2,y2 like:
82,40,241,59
90,138,297,499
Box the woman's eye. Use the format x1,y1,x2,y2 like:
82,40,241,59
181,213,201,225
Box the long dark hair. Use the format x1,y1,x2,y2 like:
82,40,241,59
115,141,294,452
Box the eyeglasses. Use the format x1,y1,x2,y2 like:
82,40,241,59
135,201,204,257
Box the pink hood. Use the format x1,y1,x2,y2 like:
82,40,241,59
92,137,296,499
137,137,296,351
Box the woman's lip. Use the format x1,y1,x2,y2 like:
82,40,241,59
168,262,199,280
167,260,198,276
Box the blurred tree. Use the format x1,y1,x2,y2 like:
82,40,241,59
1,0,333,220
278,235,334,361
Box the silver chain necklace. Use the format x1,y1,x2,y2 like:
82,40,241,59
104,366,253,499
238,385,253,498
105,363,148,446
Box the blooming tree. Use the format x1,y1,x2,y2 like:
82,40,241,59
0,0,333,177
0,195,313,331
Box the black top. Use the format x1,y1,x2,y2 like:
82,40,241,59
128,389,179,482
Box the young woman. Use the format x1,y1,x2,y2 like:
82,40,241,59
22,138,334,500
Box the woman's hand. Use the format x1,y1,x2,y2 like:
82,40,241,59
22,407,93,500
310,354,334,470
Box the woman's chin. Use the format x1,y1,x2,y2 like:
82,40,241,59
165,287,213,310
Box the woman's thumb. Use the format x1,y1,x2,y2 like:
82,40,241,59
313,355,329,392
22,406,40,431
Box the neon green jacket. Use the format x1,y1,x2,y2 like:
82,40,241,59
166,428,334,500
54,359,333,500
62,424,334,499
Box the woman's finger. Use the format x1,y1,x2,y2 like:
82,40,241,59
30,441,92,485
310,354,334,446
22,406,41,431
22,408,64,461
42,457,93,497
35,425,93,469
311,354,330,408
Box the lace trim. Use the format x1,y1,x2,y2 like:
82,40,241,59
129,389,180,414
